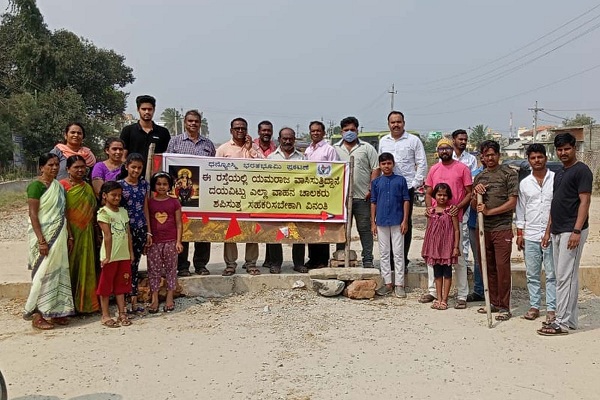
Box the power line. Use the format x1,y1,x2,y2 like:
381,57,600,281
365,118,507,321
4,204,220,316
399,3,600,88
410,62,600,116
540,110,568,120
545,107,600,111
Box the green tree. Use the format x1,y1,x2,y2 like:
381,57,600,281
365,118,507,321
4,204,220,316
161,108,182,134
563,113,596,127
469,124,492,149
201,116,210,137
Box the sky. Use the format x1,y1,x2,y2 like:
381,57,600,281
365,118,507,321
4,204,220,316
4,0,600,143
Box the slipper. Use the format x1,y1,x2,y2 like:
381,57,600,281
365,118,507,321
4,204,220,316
477,305,500,314
101,318,120,328
495,311,512,321
431,300,440,310
222,266,236,276
523,308,540,321
195,267,210,276
163,305,175,313
32,314,54,330
247,266,261,276
269,265,282,274
117,315,132,326
148,305,159,314
454,299,467,310
438,301,448,310
537,322,569,336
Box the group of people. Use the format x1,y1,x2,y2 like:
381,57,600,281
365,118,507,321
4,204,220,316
23,94,592,336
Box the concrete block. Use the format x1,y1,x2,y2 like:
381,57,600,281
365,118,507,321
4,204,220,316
308,267,380,281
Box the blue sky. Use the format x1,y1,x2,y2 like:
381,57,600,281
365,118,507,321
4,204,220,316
4,0,600,143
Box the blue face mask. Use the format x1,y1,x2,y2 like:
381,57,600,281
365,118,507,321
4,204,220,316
342,130,358,142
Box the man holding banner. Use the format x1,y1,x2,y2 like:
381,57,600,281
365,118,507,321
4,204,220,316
216,117,264,276
166,110,216,277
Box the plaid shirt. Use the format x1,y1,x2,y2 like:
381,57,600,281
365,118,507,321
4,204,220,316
166,132,216,156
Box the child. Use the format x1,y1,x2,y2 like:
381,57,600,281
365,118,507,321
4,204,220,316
118,153,149,314
96,181,134,327
421,183,460,310
371,152,411,298
145,172,183,313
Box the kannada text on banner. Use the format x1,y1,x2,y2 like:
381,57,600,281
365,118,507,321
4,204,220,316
160,154,348,222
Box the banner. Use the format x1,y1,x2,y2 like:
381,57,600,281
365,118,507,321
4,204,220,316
159,154,348,222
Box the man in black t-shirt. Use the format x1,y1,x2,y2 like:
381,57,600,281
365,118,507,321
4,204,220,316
539,132,592,336
120,95,171,167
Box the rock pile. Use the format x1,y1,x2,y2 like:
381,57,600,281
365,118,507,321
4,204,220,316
309,267,382,299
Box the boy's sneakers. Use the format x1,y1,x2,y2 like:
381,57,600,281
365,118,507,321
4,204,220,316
394,286,407,298
376,285,393,296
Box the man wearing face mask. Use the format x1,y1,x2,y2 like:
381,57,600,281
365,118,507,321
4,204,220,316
334,116,380,268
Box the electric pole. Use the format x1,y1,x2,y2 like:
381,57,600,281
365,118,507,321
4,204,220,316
388,84,397,111
509,112,514,138
528,101,543,143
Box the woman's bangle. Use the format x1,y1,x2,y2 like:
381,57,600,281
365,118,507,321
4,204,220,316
146,232,153,236
68,237,74,241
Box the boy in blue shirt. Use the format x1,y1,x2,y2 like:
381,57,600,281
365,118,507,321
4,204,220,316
371,152,411,297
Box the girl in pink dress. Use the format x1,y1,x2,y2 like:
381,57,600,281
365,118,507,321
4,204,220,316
421,183,460,310
145,172,183,313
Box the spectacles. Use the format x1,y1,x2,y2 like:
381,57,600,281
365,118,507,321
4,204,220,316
438,147,453,152
232,127,247,131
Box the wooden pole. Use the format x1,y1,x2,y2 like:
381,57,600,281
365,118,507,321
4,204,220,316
344,156,355,268
477,193,493,328
145,143,156,182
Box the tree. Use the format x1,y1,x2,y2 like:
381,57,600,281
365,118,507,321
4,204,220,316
563,113,596,127
161,108,182,134
201,116,210,137
469,124,492,150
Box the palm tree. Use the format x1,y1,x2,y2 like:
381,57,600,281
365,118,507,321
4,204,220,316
161,108,182,134
469,124,491,149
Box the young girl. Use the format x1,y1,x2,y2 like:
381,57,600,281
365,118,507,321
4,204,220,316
145,172,183,313
96,181,134,327
421,183,460,310
118,153,149,314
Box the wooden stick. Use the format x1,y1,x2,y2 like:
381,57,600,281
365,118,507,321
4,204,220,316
344,156,355,268
477,193,493,328
145,143,156,182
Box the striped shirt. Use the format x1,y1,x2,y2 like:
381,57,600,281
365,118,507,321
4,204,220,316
166,132,216,157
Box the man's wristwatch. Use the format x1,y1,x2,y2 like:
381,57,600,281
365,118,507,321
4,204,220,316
573,229,582,234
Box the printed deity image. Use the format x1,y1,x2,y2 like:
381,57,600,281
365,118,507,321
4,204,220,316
169,166,200,208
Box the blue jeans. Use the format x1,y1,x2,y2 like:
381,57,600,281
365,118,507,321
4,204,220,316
524,239,556,311
469,228,484,297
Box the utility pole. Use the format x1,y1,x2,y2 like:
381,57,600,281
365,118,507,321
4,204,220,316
528,101,543,143
388,83,397,111
509,112,514,138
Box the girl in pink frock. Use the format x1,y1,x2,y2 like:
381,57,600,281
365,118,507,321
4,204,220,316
421,183,460,310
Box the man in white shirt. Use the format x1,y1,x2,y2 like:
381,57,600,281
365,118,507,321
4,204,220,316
451,129,478,271
515,143,556,323
378,111,427,268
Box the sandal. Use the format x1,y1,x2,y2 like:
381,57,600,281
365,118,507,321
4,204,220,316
148,304,159,314
32,313,54,330
419,294,436,304
293,265,309,273
117,314,132,326
454,299,467,310
431,300,440,310
477,305,500,314
438,301,448,310
222,266,236,276
195,267,210,276
523,308,540,321
101,318,120,328
163,304,175,313
537,322,569,336
269,265,282,274
247,266,261,276
495,311,512,321
50,317,70,326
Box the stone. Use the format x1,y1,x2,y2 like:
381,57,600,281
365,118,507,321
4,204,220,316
343,280,377,299
332,249,358,261
311,279,345,297
137,277,183,303
308,267,380,281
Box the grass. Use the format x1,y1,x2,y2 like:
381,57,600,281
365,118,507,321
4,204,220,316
0,191,27,212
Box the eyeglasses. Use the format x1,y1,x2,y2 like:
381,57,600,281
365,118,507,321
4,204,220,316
232,127,247,131
438,147,453,152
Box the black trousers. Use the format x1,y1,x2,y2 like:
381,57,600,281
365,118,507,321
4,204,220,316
177,241,211,272
265,243,306,267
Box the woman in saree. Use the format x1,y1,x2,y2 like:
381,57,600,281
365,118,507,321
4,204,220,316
50,122,96,180
59,155,99,314
25,153,76,330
